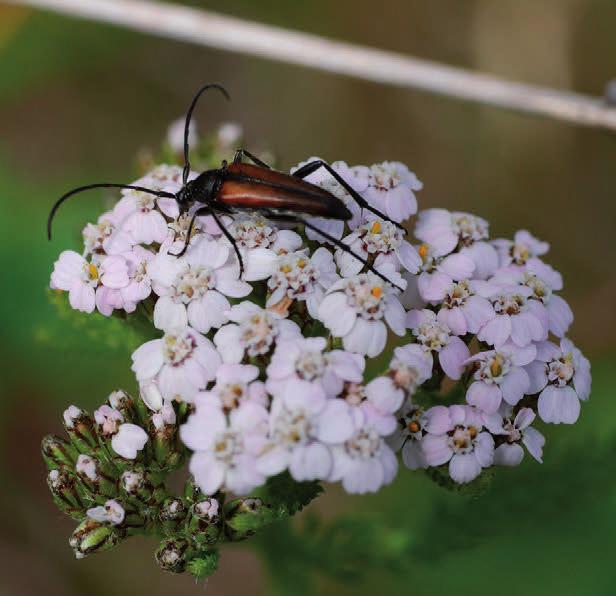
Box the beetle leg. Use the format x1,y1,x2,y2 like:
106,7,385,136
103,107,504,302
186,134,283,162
292,160,407,234
171,205,245,279
233,148,272,169
207,208,245,280
263,212,404,292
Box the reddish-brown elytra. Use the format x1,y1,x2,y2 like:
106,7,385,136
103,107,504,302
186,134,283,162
47,83,406,289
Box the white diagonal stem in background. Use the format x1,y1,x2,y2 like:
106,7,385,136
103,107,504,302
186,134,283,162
5,0,616,132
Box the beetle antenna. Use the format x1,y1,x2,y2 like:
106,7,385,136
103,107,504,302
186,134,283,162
182,83,231,185
47,183,176,240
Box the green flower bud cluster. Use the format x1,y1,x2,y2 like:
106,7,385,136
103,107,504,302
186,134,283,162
43,390,323,579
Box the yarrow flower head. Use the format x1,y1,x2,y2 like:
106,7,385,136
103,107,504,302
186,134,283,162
45,125,591,580
319,268,407,357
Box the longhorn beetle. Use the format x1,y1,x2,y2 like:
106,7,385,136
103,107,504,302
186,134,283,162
47,83,407,290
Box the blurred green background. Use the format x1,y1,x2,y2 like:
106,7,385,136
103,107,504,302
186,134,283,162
1,1,615,594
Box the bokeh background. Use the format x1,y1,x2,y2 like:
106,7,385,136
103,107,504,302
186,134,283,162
1,1,615,594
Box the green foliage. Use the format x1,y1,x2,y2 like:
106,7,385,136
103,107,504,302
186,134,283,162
186,550,220,579
253,472,323,517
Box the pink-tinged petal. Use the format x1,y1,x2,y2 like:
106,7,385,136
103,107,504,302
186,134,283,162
534,340,560,362
438,307,468,336
131,339,164,380
417,271,451,302
449,453,482,484
243,248,278,282
256,445,289,476
95,287,124,316
522,427,545,463
189,453,225,495
527,258,563,290
284,379,325,412
510,312,539,347
100,256,129,289
422,434,452,466
574,366,591,401
460,242,498,280
406,308,431,329
344,319,387,357
402,441,427,469
500,367,530,406
341,458,384,494
384,298,407,336
68,282,96,313
525,361,548,394
180,407,226,451
213,324,243,364
187,237,229,270
466,381,502,413
463,296,495,333
474,432,494,466
328,350,365,383
365,377,404,414
319,293,356,337
505,342,537,366
423,406,452,434
51,251,86,290
396,241,421,273
386,185,416,222
478,315,512,347
129,211,168,245
192,343,222,383
547,295,573,337
439,254,475,280
157,364,197,402
448,405,468,426
513,407,536,430
187,291,230,333
439,337,470,380
314,400,356,443
289,443,332,481
538,385,580,424
153,296,187,332
215,263,252,297
156,197,179,218
527,301,549,340
305,217,345,243
362,404,397,436
494,443,524,466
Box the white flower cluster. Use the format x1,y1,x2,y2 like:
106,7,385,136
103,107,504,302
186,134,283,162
51,156,590,492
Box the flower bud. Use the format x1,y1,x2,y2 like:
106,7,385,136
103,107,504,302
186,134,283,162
75,454,118,498
155,538,191,573
224,498,271,541
47,468,85,519
63,406,98,454
187,498,221,547
158,497,187,535
86,499,125,525
119,466,165,507
69,518,125,559
93,405,124,437
107,390,135,421
150,404,183,470
41,434,79,470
